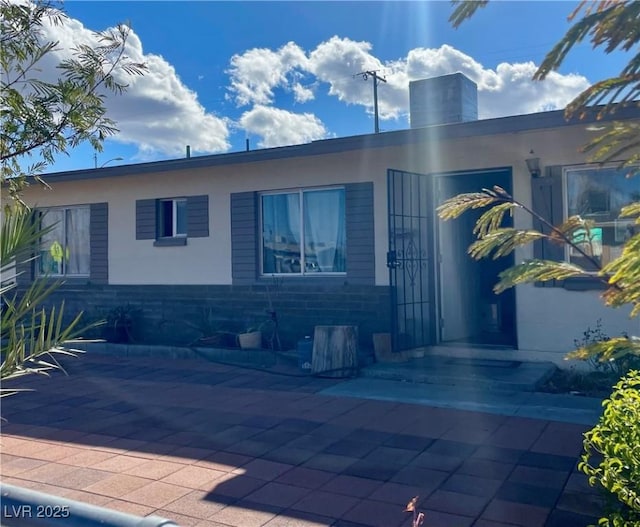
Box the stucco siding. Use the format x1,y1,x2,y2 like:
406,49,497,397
516,284,639,355
20,118,640,354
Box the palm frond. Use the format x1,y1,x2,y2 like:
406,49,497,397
1,205,52,270
0,299,94,396
567,336,640,363
473,202,518,238
620,202,640,223
449,0,489,29
494,260,590,293
581,122,640,169
468,229,546,260
601,233,640,316
437,190,502,221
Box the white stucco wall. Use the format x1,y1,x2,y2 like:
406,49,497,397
516,284,638,353
20,119,640,355
22,152,390,286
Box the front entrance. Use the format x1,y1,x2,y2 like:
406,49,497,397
435,169,517,347
386,168,517,354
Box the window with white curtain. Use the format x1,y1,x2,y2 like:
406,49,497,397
38,206,90,277
565,166,640,268
261,188,346,275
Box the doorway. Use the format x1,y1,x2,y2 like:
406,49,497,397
435,169,517,348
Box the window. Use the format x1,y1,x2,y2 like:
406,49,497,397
136,195,209,244
38,206,90,276
261,188,346,275
565,166,640,267
158,198,187,238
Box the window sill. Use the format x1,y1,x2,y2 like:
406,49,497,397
260,273,347,277
254,275,349,287
561,276,608,291
36,275,90,280
154,237,187,247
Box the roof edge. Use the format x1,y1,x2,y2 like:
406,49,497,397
29,104,640,184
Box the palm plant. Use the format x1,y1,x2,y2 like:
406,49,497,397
437,185,640,364
0,203,93,398
0,0,144,400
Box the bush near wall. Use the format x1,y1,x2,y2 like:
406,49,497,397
579,370,640,526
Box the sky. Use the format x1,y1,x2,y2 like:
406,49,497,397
23,1,629,173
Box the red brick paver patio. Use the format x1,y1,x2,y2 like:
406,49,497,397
0,354,602,527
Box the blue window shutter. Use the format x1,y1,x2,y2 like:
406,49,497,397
187,195,209,238
531,165,563,287
231,192,258,284
136,199,156,240
90,202,108,284
345,182,375,285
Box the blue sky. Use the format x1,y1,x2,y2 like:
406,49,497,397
37,1,627,173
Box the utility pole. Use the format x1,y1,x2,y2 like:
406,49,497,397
355,70,387,133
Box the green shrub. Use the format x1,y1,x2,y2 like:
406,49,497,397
580,370,640,526
575,319,639,378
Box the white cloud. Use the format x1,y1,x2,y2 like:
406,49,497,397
404,45,589,119
37,13,230,158
26,2,592,158
292,82,315,103
239,106,327,148
227,42,310,106
227,38,591,131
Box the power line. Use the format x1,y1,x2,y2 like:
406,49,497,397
355,70,387,133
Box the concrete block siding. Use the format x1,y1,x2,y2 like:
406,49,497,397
32,283,391,351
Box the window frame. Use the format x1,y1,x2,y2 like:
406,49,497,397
562,164,639,267
37,205,91,278
158,197,187,239
259,186,347,277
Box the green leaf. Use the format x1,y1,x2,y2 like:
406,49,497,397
468,229,546,260
494,259,590,293
437,190,501,221
567,337,640,363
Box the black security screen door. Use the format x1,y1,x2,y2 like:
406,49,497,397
387,169,435,352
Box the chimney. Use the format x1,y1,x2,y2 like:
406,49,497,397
409,73,478,128
186,145,191,158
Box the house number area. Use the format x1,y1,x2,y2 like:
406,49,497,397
2,505,71,519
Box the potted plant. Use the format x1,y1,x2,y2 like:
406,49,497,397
237,321,263,349
184,308,237,348
105,304,139,343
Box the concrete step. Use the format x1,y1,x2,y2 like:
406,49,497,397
359,355,557,392
320,378,603,425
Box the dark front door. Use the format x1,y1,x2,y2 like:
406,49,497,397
435,169,517,347
387,169,435,352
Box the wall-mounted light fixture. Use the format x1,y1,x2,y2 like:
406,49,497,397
526,156,541,178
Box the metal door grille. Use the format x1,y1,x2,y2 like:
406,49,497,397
387,169,435,352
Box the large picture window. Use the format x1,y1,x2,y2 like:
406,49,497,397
261,188,346,275
565,166,640,268
38,206,90,276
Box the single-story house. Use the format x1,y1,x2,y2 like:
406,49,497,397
12,74,640,363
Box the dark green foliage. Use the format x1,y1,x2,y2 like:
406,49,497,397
105,304,141,343
1,0,146,199
1,1,144,398
451,0,640,169
447,3,640,524
540,368,616,398
436,187,604,292
580,371,640,526
573,320,640,377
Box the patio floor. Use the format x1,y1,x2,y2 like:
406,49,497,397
1,352,603,527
